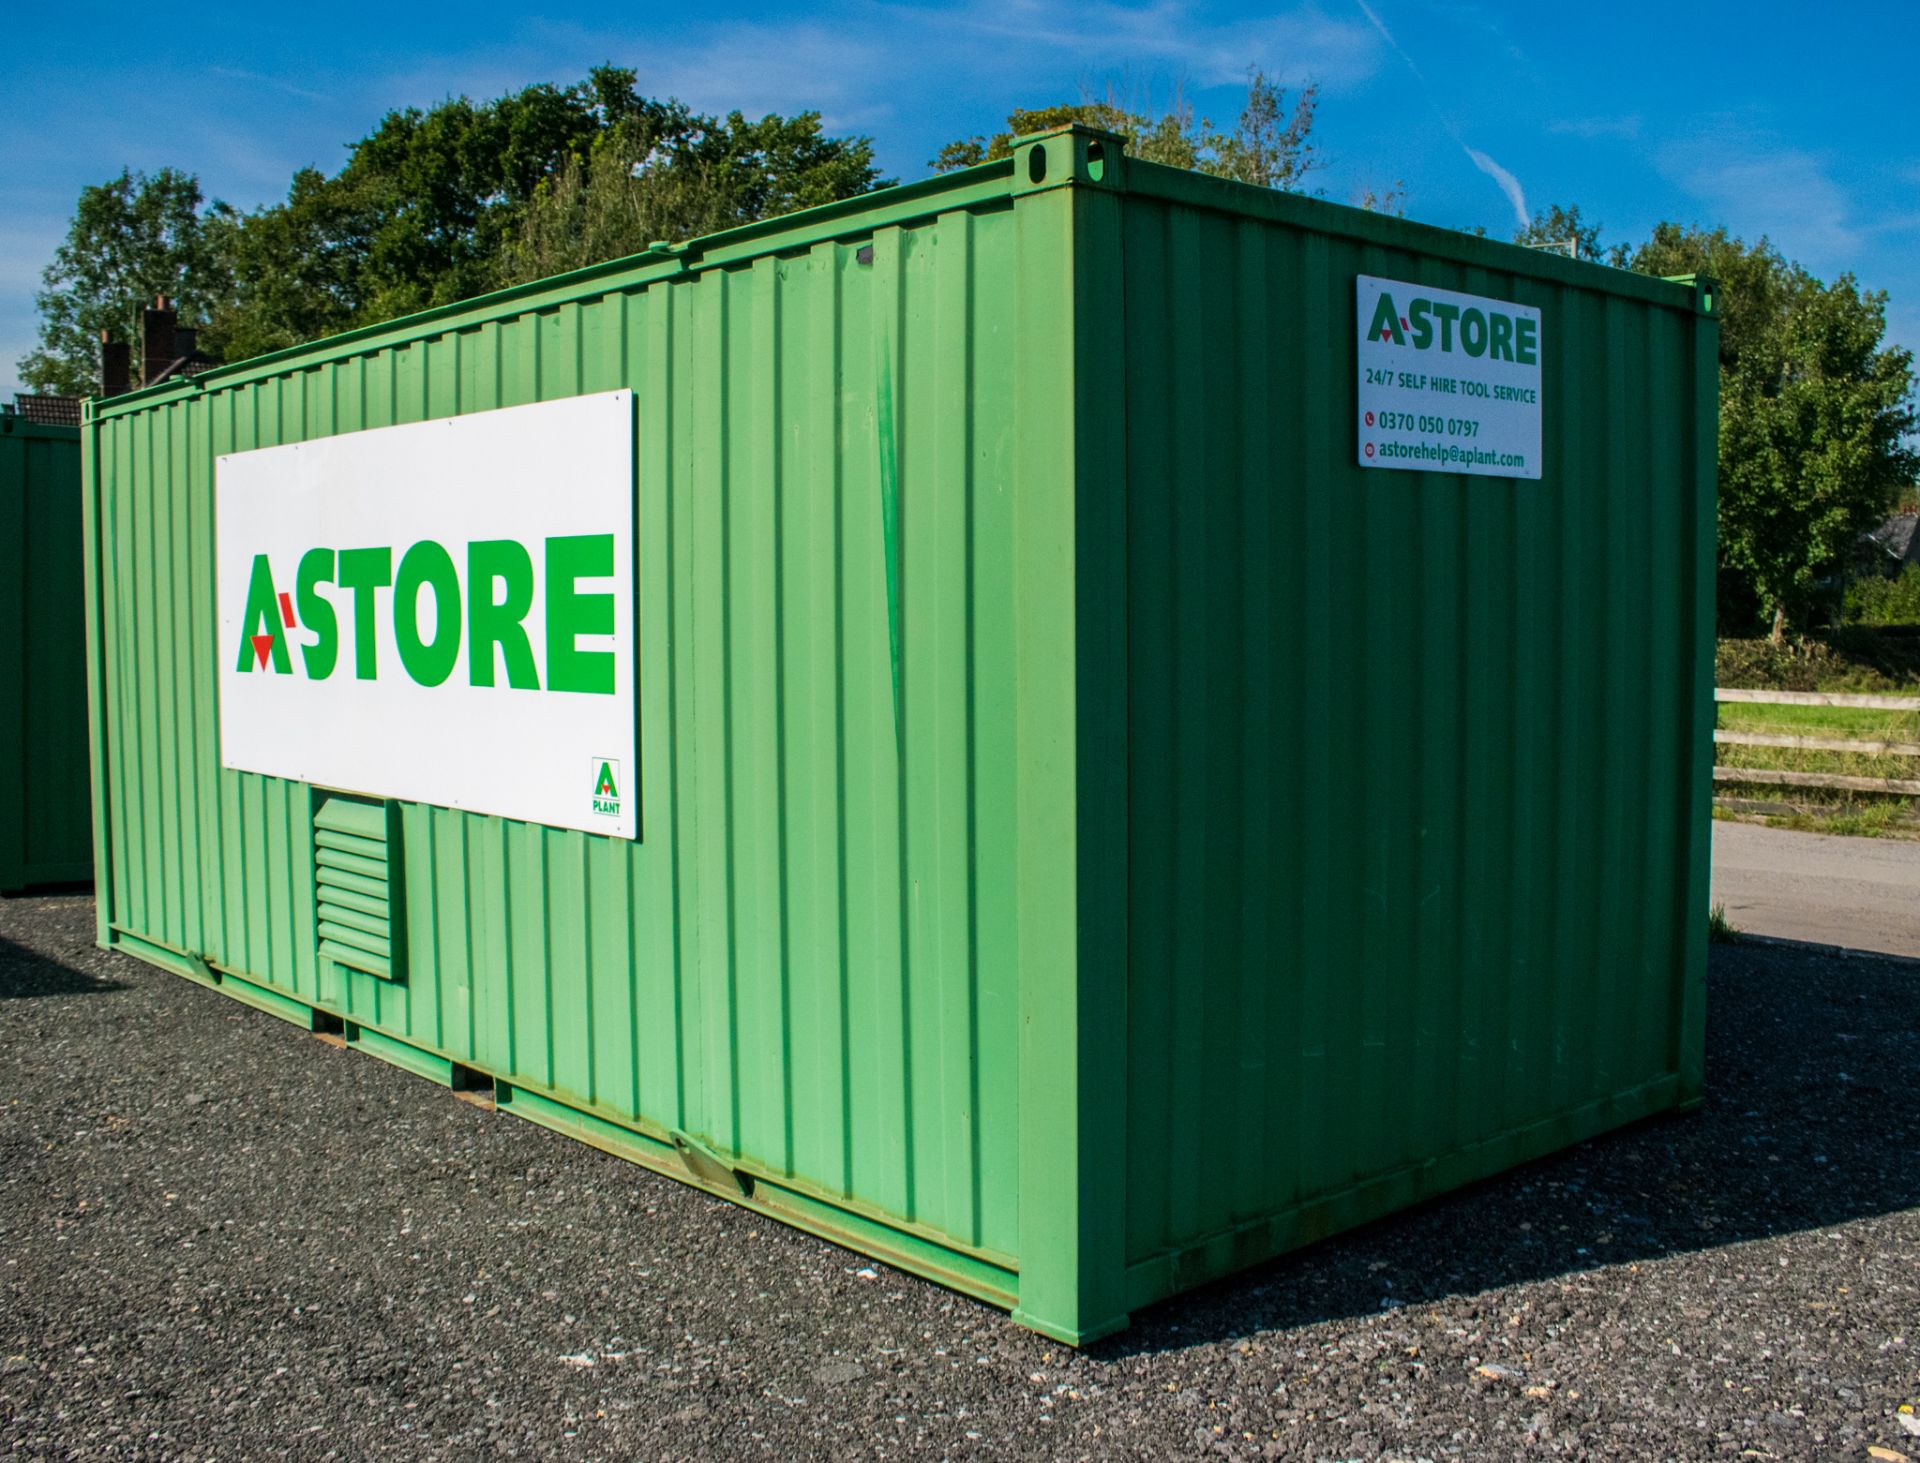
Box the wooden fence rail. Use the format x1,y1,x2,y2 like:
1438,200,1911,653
1712,766,1920,796
1714,730,1920,757
1711,686,1920,801
1714,687,1920,711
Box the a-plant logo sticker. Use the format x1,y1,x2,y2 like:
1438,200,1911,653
591,758,621,818
216,390,638,840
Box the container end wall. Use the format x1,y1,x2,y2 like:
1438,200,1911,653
1114,162,1719,1308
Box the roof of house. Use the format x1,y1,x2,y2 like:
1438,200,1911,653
9,394,83,427
145,354,222,386
1867,512,1918,565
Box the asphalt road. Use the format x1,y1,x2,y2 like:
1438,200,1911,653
3,892,1918,1461
1712,820,1920,959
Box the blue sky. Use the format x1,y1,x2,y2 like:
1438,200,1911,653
4,0,1917,400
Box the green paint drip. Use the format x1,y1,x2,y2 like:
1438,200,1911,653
874,327,903,746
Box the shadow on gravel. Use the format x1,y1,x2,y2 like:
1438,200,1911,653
1103,940,1920,1358
0,934,124,1000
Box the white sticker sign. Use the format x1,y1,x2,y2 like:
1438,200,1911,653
1356,275,1542,479
216,390,638,839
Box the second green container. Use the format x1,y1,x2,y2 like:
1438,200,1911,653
2,414,90,893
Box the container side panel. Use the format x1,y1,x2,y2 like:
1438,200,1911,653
0,435,21,889
2,426,91,890
26,435,92,878
1120,187,1710,1275
90,199,1022,1265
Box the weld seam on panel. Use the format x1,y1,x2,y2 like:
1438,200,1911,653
494,1082,1018,1306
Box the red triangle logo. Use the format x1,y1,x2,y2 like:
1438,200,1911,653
251,633,274,670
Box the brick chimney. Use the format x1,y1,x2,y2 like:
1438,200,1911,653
141,295,177,387
100,330,131,398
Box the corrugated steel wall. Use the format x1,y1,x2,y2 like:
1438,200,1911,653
1115,168,1712,1284
2,419,91,892
88,203,1025,1264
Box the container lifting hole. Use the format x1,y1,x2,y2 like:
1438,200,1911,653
1028,145,1048,185
1086,140,1106,182
310,1009,346,1048
451,1064,496,1109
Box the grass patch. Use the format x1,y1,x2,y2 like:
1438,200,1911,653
1716,701,1918,739
1712,789,1920,839
1707,902,1740,943
1766,801,1920,838
1712,646,1920,835
1717,702,1919,775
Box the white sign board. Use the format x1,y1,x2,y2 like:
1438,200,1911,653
216,390,638,839
1355,275,1542,479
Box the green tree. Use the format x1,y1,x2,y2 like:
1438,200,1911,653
1355,178,1408,216
1513,203,1627,266
932,71,1321,191
18,168,233,395
1632,224,1918,639
210,67,883,355
212,76,608,357
499,78,886,286
209,166,362,360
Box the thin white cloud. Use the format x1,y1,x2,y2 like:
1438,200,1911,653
448,1,1383,136
485,16,898,123
1417,0,1535,75
1549,114,1642,141
207,66,332,105
940,0,1382,90
1465,147,1528,229
1658,120,1861,264
1353,0,1398,46
1352,0,1528,227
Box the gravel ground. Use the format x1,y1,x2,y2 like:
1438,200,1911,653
2,893,1916,1462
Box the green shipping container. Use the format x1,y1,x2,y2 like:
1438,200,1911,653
3,415,91,893
81,125,1717,1345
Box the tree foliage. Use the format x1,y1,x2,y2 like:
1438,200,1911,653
1355,178,1408,216
215,71,612,358
1844,563,1920,627
18,69,888,379
931,71,1321,191
19,168,234,395
1631,224,1918,637
1513,203,1626,267
499,74,886,286
215,68,882,354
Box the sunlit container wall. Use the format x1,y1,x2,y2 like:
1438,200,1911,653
82,125,1717,1344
